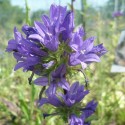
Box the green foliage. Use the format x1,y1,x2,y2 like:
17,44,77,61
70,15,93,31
0,0,25,37
25,0,31,25
99,0,123,19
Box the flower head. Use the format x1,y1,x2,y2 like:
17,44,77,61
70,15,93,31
69,100,97,125
69,27,107,69
34,64,70,91
6,27,47,73
38,82,88,107
38,82,97,124
6,3,107,74
29,4,74,51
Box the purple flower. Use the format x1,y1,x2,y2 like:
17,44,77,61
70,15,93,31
69,100,97,125
81,100,98,119
34,64,70,91
112,11,124,17
29,4,74,51
61,11,74,41
38,82,89,107
69,114,91,125
69,114,84,125
22,25,37,38
38,82,97,124
58,82,89,107
69,27,107,69
90,43,107,57
6,27,47,73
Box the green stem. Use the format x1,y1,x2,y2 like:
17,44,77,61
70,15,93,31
78,69,89,88
29,83,35,125
25,0,31,25
39,86,46,100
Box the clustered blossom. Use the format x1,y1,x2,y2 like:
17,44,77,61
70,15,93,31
112,11,124,17
38,82,97,125
6,4,107,125
34,64,70,91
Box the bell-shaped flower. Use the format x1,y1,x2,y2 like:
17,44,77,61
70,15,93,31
29,4,74,51
6,27,47,73
34,64,70,91
38,82,89,107
38,82,97,125
69,27,107,69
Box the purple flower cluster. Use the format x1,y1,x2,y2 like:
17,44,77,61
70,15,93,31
6,4,107,125
34,64,70,91
39,82,97,125
112,11,124,18
6,4,106,73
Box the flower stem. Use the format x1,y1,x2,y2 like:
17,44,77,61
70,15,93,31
29,83,35,125
39,86,46,100
78,69,89,88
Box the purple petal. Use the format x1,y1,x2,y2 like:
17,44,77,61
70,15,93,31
45,36,59,51
48,95,62,107
91,43,107,57
34,77,48,86
13,52,23,61
50,4,67,23
81,37,95,52
76,90,89,103
22,25,37,36
38,98,48,107
29,47,47,56
61,11,74,41
58,5,67,23
14,27,22,42
14,56,40,71
65,98,75,107
6,39,17,52
70,82,79,93
69,114,84,125
77,26,85,37
46,83,57,96
34,21,46,37
14,62,25,71
50,4,57,22
52,64,66,78
69,53,81,66
78,53,100,63
58,78,70,91
70,33,83,51
41,15,51,27
82,100,98,118
29,34,43,42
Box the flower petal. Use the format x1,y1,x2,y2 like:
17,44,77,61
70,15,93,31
81,37,95,52
38,98,48,107
29,34,43,42
78,53,100,63
34,77,48,86
58,78,70,91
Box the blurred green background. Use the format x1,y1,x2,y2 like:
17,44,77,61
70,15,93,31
0,0,125,125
